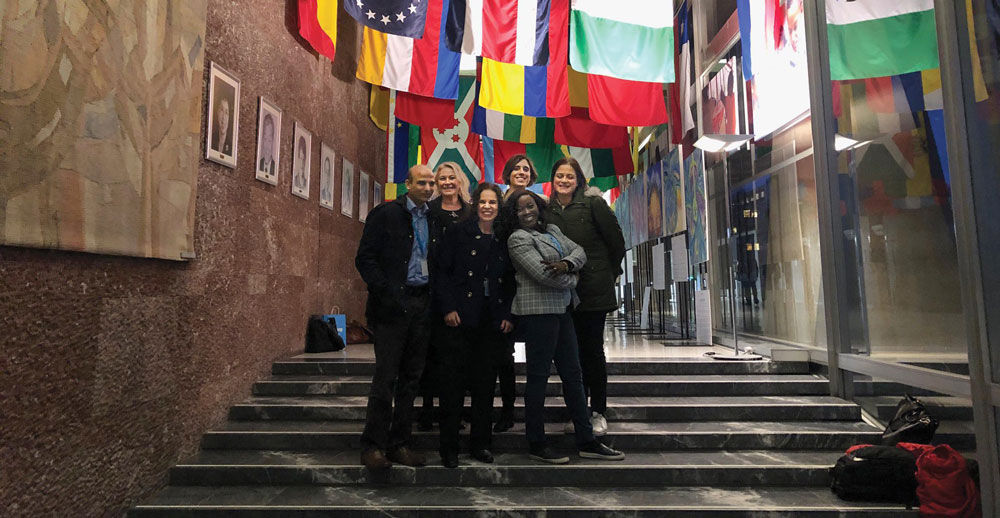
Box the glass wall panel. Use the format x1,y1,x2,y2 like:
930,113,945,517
828,10,969,367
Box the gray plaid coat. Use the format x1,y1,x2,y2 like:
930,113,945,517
508,224,587,316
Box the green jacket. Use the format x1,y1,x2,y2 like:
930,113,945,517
546,189,626,313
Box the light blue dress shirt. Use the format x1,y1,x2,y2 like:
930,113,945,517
405,196,429,286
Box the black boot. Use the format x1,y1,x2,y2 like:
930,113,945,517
493,407,514,433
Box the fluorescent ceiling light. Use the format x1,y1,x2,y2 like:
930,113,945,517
693,134,754,153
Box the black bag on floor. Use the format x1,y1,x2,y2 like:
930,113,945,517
305,315,346,353
881,394,939,446
830,445,918,504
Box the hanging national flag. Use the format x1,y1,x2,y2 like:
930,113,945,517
444,0,483,55
446,0,554,67
670,0,695,143
396,91,458,128
387,91,422,184
555,107,629,148
569,0,674,83
478,0,569,117
588,175,620,192
345,0,429,39
471,59,538,143
369,85,390,131
588,74,668,126
482,119,562,183
826,0,938,81
357,0,461,99
565,144,634,178
298,0,338,61
472,109,539,143
421,76,485,184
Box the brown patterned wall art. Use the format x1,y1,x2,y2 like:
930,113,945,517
0,0,208,260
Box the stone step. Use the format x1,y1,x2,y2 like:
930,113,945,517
201,420,883,451
169,450,842,487
129,485,915,517
273,359,810,376
253,374,829,397
856,396,974,422
230,395,861,422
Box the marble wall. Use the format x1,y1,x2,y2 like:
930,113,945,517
0,1,383,516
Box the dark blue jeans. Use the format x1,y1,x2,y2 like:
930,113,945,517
516,312,595,447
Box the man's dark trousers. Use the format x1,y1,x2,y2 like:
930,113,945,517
361,287,432,451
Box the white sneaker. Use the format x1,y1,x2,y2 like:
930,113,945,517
564,420,575,434
590,412,608,436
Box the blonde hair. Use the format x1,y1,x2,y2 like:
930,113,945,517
433,162,471,204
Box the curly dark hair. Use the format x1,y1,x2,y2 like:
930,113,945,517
470,182,504,222
498,189,547,242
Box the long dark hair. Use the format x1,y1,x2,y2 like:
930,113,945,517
498,189,547,242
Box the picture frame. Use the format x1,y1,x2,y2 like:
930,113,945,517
373,182,383,207
291,122,312,199
206,62,240,168
254,97,281,185
358,171,370,222
341,158,354,218
319,143,336,210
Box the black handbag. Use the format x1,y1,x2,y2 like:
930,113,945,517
305,315,346,353
881,394,939,446
830,445,918,504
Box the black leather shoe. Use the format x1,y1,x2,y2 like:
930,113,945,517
360,449,392,470
418,411,434,431
493,411,514,433
441,451,459,468
471,448,494,464
387,446,426,467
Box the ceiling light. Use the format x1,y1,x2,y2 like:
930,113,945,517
693,134,754,153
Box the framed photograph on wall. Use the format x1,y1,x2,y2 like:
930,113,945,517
291,122,311,199
373,182,383,207
319,143,335,210
358,171,370,222
341,158,354,218
254,97,280,184
206,62,240,168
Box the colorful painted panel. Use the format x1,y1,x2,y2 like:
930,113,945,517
684,148,708,264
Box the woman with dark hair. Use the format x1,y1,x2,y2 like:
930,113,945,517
419,162,473,431
500,154,547,202
504,190,624,464
546,157,626,437
433,183,514,468
488,153,541,432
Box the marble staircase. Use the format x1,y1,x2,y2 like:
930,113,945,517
128,356,916,517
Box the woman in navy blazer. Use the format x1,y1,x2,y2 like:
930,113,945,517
433,183,515,468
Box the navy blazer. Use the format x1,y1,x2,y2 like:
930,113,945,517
433,218,514,330
355,196,443,325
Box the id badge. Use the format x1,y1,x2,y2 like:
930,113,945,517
420,260,429,277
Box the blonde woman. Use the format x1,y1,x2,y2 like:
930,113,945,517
418,162,473,431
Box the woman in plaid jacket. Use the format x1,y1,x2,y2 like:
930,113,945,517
504,190,625,465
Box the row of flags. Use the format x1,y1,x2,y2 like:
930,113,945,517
301,0,955,204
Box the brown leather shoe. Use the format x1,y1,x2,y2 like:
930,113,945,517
386,446,426,467
360,448,392,470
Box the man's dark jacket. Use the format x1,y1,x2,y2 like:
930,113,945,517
355,195,443,325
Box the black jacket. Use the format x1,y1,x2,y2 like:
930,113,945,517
355,195,443,324
433,218,514,330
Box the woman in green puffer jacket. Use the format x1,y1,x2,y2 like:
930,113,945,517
545,157,626,437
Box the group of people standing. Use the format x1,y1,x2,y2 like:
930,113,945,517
354,154,626,469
